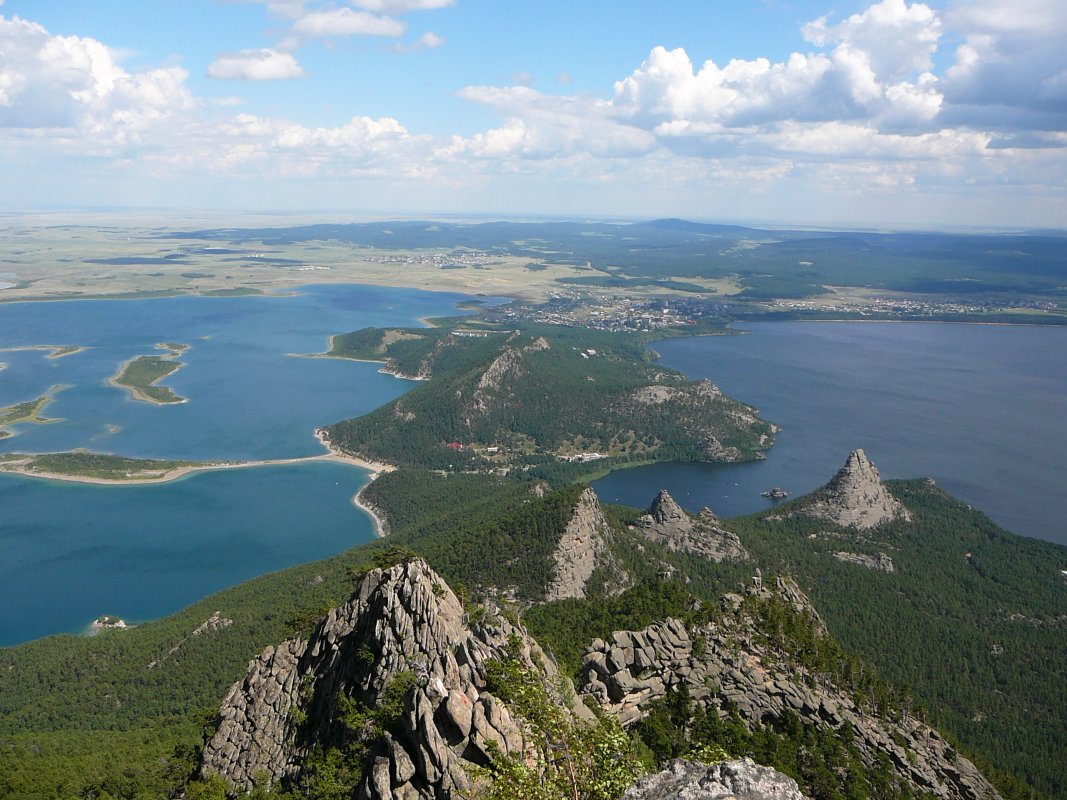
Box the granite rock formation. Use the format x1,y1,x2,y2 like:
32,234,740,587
546,487,618,601
634,490,747,562
201,559,551,798
800,449,910,529
832,551,896,572
622,759,809,800
581,577,999,800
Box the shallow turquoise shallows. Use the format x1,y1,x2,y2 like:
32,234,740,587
594,322,1067,548
0,284,469,645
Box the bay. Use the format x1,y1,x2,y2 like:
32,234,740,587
0,285,467,645
594,322,1067,546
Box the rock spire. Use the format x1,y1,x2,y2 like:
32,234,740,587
634,489,747,562
801,449,910,529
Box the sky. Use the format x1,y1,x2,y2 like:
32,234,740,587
1,0,1065,229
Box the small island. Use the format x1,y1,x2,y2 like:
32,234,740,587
0,344,87,360
0,388,63,437
109,343,190,404
0,451,203,482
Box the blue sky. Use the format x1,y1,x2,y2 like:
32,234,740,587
1,0,1065,228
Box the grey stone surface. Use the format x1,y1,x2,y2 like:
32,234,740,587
832,551,896,572
546,487,613,601
622,759,809,800
634,490,748,562
581,577,1000,800
800,449,911,529
201,559,548,798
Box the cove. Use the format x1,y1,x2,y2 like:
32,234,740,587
594,322,1067,547
0,284,468,645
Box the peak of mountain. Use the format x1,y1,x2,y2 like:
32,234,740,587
647,489,690,527
798,449,910,529
201,558,549,797
634,489,747,562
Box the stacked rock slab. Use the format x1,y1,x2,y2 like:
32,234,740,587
801,449,911,529
580,579,1000,800
545,487,612,601
634,490,748,562
622,759,810,800
201,559,544,799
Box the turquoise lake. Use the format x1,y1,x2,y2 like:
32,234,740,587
0,285,468,645
595,322,1067,548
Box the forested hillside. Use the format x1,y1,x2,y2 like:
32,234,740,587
322,323,776,476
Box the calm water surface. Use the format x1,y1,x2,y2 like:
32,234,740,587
595,322,1067,547
0,285,467,644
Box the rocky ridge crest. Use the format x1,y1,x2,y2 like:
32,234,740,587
634,490,748,562
580,578,998,800
201,559,550,798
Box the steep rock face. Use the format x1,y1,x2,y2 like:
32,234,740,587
470,336,550,417
581,579,1000,800
800,449,910,529
201,559,547,798
545,487,614,601
634,490,747,562
623,759,809,800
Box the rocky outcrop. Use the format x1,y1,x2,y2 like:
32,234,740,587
201,559,548,798
470,336,551,417
581,578,1000,800
833,551,896,572
799,449,910,529
634,490,747,562
545,487,613,601
622,759,809,800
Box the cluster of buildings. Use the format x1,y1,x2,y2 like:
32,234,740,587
487,294,728,331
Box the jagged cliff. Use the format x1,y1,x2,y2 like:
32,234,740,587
794,449,910,529
580,578,1000,800
201,559,554,798
634,490,747,562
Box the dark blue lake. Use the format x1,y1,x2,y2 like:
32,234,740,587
0,285,467,645
595,322,1067,547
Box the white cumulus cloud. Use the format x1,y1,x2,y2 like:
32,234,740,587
0,14,195,141
351,0,454,12
207,49,306,81
291,8,405,40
